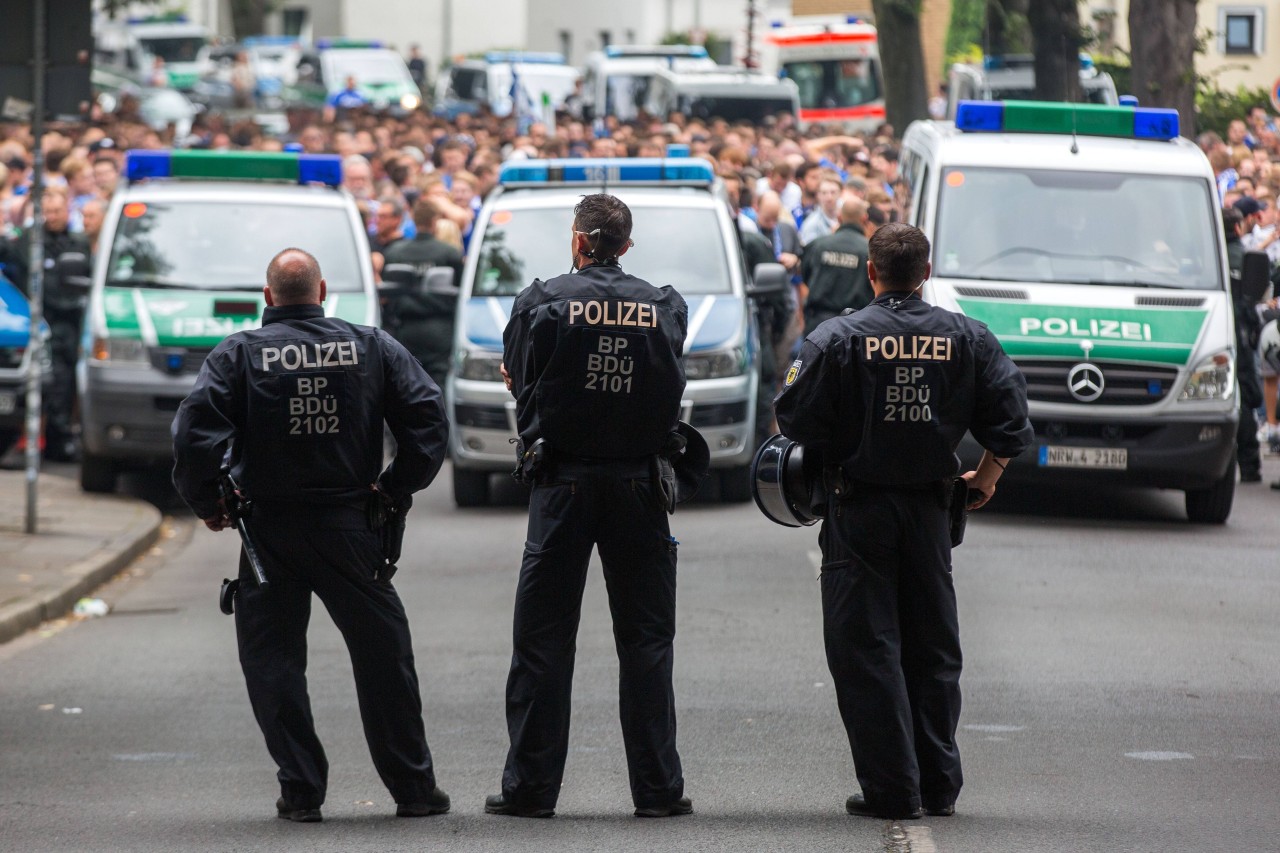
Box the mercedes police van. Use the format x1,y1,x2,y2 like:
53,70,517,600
643,68,800,125
78,149,377,493
434,52,580,120
945,55,1118,119
900,100,1238,523
447,158,781,506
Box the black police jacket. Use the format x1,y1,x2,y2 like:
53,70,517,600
800,223,872,336
503,262,688,458
381,234,465,378
172,303,449,520
0,228,90,317
775,290,1032,486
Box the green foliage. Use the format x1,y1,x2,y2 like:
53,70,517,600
1197,84,1274,138
661,31,732,65
946,0,986,61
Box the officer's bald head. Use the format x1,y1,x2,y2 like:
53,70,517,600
266,248,324,305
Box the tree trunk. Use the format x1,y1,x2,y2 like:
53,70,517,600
1027,0,1082,102
229,0,269,40
1128,0,1198,137
872,0,929,133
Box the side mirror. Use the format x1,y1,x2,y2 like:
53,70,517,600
56,252,92,295
747,262,788,299
1243,250,1270,304
424,265,459,296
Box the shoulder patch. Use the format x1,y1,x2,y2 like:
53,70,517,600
785,359,802,386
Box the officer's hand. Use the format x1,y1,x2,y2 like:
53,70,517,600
500,362,513,393
961,470,996,511
778,251,800,270
203,513,231,532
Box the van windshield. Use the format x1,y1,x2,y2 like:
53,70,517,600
139,36,205,63
474,203,732,296
784,59,882,109
106,201,364,291
934,167,1221,290
677,94,794,123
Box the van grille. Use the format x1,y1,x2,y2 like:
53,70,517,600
1015,359,1180,405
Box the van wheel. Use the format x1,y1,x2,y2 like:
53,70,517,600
453,468,490,507
1185,469,1235,524
719,465,753,503
80,452,118,494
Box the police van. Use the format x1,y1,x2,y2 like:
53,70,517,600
643,68,800,125
900,100,1240,523
0,278,51,455
945,55,1118,119
580,45,718,122
78,149,377,493
434,52,580,120
447,158,781,506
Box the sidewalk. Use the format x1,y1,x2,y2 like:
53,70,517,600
0,470,162,645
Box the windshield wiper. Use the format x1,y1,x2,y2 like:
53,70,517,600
1071,279,1167,289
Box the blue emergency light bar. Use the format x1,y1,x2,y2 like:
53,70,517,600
244,35,301,47
125,150,343,186
485,51,565,65
954,100,1180,141
666,143,691,157
604,45,708,59
499,158,715,187
316,38,383,50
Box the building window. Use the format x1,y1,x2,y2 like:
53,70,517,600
599,30,612,50
1219,7,1264,55
559,29,572,61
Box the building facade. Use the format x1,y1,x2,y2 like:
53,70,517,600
1083,0,1280,94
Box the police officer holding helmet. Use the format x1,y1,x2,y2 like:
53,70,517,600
172,248,452,822
487,193,693,819
775,223,1031,820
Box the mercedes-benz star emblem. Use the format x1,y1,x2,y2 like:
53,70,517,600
1067,363,1105,402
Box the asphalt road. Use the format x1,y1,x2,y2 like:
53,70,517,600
2,464,1279,852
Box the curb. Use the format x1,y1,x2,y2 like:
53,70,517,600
0,501,164,646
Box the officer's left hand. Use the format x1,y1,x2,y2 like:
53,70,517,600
202,498,231,531
500,362,513,393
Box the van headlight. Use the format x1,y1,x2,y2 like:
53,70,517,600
91,336,148,366
400,93,421,111
684,347,747,380
457,349,505,382
1178,351,1234,401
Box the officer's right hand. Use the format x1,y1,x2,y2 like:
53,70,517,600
961,470,996,511
500,362,513,393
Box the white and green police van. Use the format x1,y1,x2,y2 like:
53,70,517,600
78,149,377,492
447,157,784,506
900,101,1239,523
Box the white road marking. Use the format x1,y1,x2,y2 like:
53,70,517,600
683,295,716,349
487,296,509,332
964,724,1024,733
132,289,158,346
324,294,339,317
1125,751,1193,761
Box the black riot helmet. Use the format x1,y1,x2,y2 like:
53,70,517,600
751,434,826,527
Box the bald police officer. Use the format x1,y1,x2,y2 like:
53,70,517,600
800,190,872,337
172,248,451,822
487,194,692,819
775,224,1031,820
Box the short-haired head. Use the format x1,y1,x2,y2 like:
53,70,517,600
572,193,633,263
868,223,930,290
412,197,440,230
266,248,324,305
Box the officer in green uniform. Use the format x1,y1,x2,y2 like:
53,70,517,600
800,192,871,337
380,198,465,381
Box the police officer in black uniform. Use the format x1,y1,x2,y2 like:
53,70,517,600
800,190,872,337
0,188,90,460
172,248,451,822
775,224,1031,820
1226,206,1263,482
380,198,464,381
485,194,692,819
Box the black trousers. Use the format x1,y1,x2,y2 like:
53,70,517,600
45,317,80,450
501,462,683,810
233,513,436,808
818,486,963,816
